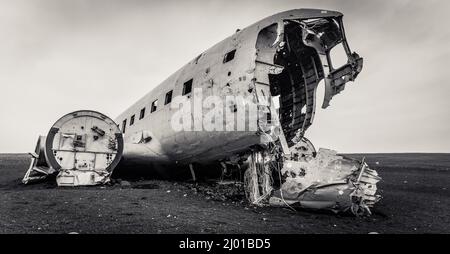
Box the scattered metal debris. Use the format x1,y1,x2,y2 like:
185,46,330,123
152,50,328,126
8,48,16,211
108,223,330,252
270,149,381,216
240,138,381,216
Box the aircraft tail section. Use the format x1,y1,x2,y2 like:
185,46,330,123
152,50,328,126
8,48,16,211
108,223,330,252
23,110,124,186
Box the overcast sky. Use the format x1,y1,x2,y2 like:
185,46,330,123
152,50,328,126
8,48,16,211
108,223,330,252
0,0,449,153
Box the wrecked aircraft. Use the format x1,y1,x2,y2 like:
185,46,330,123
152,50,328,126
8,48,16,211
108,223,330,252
23,9,381,216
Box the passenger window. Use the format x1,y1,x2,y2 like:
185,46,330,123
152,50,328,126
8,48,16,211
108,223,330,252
151,100,158,113
122,119,127,133
223,49,236,63
130,115,135,125
165,90,173,105
183,79,193,95
139,108,145,120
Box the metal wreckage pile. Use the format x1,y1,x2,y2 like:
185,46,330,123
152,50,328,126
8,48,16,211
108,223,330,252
242,137,381,216
22,14,381,217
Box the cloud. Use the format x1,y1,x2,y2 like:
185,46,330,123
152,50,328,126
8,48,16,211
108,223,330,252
0,0,449,152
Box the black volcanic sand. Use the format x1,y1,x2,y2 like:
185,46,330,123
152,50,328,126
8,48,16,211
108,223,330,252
0,153,449,234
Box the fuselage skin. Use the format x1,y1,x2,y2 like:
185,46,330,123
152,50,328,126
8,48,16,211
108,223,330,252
115,9,343,171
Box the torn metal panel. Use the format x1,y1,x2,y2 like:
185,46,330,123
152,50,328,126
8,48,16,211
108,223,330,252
22,136,56,184
254,15,364,146
243,151,274,205
299,17,363,108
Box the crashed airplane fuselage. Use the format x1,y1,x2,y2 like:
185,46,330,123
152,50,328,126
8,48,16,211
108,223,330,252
24,9,381,216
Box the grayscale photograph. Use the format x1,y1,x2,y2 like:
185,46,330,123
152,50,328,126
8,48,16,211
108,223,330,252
0,0,449,240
